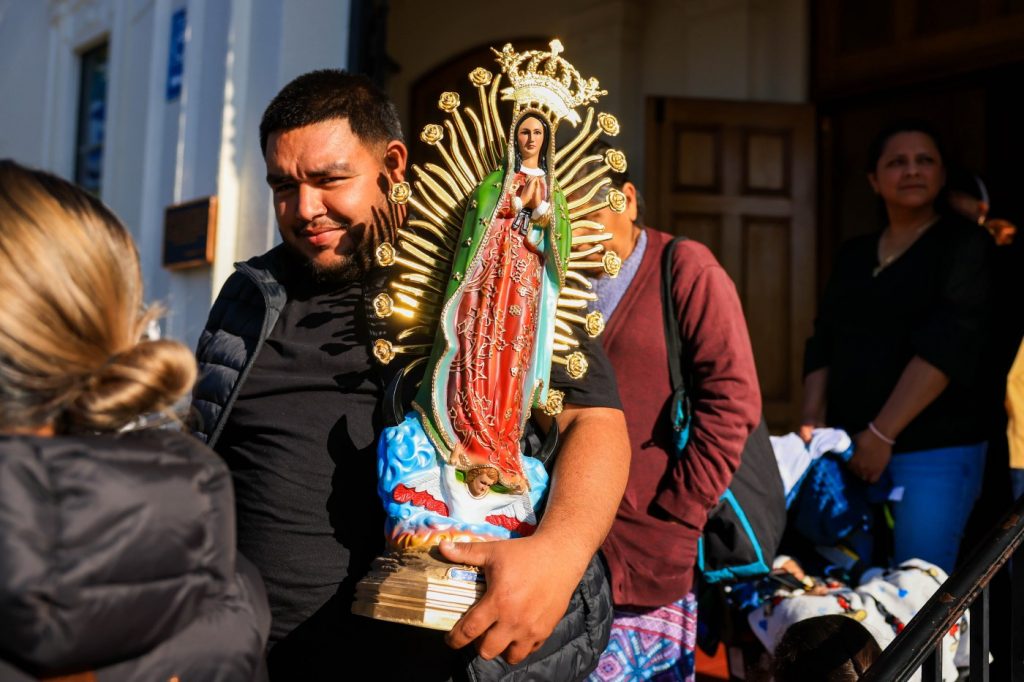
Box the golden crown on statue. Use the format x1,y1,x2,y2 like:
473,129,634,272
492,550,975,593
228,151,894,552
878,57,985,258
493,39,607,130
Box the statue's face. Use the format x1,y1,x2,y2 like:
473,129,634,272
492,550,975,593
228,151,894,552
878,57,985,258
516,116,545,166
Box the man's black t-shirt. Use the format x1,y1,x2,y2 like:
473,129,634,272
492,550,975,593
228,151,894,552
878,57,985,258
214,262,621,670
216,277,385,644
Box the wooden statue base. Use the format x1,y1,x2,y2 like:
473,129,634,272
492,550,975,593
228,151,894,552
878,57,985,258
352,548,486,631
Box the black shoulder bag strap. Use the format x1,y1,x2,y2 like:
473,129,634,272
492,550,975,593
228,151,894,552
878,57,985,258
660,236,784,585
661,235,692,452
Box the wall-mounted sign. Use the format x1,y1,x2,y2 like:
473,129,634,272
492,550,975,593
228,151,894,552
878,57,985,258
166,8,186,101
163,196,216,270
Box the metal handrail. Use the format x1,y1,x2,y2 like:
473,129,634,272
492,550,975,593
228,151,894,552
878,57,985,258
861,494,1024,681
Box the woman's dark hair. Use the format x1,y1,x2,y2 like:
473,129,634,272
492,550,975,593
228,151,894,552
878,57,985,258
580,138,646,225
865,118,955,218
946,165,987,202
772,614,882,681
865,119,946,174
513,113,550,173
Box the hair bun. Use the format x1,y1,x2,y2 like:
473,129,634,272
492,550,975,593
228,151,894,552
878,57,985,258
68,339,197,433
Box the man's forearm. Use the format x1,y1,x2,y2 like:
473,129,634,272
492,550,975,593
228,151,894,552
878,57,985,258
439,405,630,661
535,405,630,572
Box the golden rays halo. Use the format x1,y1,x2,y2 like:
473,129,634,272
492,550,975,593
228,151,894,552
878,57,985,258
375,39,627,378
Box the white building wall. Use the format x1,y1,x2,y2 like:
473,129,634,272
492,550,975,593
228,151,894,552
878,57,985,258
107,1,155,249
0,1,51,167
0,0,351,349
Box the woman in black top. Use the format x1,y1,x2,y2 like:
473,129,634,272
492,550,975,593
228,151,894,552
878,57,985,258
801,122,991,572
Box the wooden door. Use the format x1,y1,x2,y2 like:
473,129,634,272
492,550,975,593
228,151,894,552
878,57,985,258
645,98,816,431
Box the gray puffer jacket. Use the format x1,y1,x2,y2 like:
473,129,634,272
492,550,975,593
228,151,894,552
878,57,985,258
0,429,270,681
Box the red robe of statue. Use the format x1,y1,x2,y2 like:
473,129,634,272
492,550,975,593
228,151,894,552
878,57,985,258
446,171,547,492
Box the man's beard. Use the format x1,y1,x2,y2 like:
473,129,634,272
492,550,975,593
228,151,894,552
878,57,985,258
306,241,373,286
284,228,376,287
284,198,398,287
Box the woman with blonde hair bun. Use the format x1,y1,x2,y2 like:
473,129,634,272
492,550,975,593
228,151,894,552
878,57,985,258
0,159,270,681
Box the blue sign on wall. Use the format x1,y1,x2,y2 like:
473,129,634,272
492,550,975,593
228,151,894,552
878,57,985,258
166,8,186,101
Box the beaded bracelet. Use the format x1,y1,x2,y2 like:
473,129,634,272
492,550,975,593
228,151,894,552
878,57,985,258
868,421,896,446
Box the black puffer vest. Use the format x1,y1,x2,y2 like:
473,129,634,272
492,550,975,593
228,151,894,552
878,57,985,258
0,429,270,681
192,247,289,447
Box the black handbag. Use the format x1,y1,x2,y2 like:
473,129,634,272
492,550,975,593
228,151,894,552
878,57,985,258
661,236,786,583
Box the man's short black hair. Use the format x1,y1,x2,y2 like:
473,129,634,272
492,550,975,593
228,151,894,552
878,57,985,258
579,138,646,225
259,69,403,155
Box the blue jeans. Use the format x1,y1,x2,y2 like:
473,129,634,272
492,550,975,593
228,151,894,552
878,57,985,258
886,442,987,573
1011,468,1024,500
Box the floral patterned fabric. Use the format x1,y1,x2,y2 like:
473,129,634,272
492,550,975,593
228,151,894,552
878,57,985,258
589,593,698,682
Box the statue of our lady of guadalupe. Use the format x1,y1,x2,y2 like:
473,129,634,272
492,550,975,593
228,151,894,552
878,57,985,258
354,40,629,629
422,109,570,497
